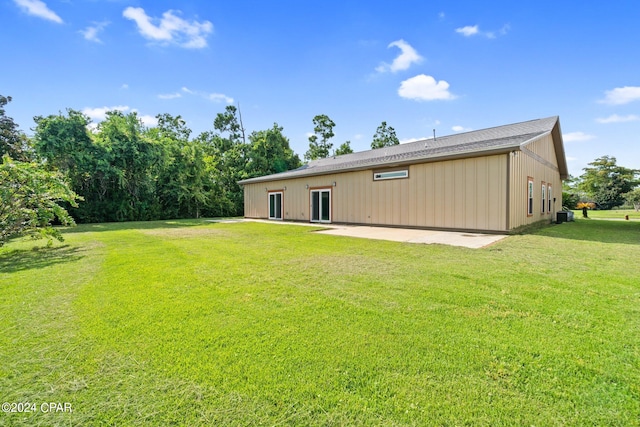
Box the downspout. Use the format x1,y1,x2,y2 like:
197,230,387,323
505,152,511,231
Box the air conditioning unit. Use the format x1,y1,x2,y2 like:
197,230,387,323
556,211,574,223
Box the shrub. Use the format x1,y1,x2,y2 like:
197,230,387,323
576,202,596,210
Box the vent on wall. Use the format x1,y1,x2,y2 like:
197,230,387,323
373,170,408,181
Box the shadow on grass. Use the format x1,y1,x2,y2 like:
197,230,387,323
0,245,85,274
532,219,640,245
62,218,223,234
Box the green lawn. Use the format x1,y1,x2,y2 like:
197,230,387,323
572,208,640,220
1,219,639,426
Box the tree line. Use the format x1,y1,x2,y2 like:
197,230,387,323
1,93,404,245
1,95,301,244
30,107,304,222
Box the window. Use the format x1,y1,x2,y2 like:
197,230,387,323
548,184,552,213
373,170,408,181
541,182,546,214
269,192,283,220
527,177,534,216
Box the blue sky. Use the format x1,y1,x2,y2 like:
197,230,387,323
2,0,639,177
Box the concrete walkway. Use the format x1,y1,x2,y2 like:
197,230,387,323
240,219,507,249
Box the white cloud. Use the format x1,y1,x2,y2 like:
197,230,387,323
452,125,472,132
563,131,595,142
123,7,213,49
13,0,62,23
208,93,234,103
375,39,423,73
599,86,640,105
596,114,640,124
82,105,130,121
158,92,182,100
455,25,478,37
120,84,129,90
172,86,233,103
456,24,509,39
138,114,158,127
398,74,456,101
353,134,363,140
123,7,171,41
80,21,109,43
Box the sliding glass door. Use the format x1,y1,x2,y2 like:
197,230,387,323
269,192,282,220
310,189,331,223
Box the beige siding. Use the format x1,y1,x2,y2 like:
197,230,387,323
509,134,563,229
243,154,509,232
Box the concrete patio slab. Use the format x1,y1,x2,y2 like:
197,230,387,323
242,219,507,248
314,225,507,249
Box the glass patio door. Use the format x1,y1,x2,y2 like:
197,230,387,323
269,192,282,220
310,189,331,223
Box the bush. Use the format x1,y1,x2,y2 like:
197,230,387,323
577,202,596,210
562,192,579,210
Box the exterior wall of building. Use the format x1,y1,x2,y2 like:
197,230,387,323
243,154,510,232
509,133,563,229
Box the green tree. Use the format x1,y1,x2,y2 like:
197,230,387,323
247,123,301,177
94,111,163,221
213,105,245,146
371,121,399,149
148,114,209,219
561,174,580,209
34,109,135,223
334,141,353,156
1,155,79,246
304,114,335,161
578,156,639,209
193,131,234,217
1,97,79,245
625,187,640,211
562,192,580,210
32,110,101,220
0,95,30,161
154,112,192,141
207,106,250,216
33,109,95,173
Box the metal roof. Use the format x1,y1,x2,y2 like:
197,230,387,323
239,116,567,184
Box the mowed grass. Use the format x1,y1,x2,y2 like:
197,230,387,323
1,219,639,426
572,208,640,220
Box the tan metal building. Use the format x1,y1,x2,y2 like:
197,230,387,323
238,116,568,233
